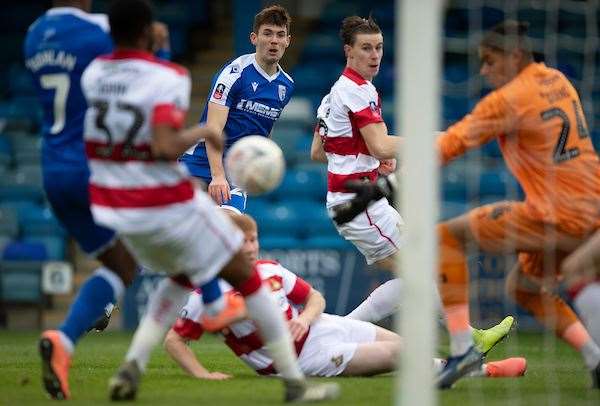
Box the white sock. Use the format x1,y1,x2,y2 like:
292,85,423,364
346,279,403,322
245,284,304,381
581,340,600,370
433,358,446,373
467,364,487,377
58,331,74,355
574,282,600,346
450,330,473,356
203,295,225,317
125,278,189,371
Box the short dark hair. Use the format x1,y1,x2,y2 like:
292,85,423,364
339,16,382,46
480,20,532,58
109,0,153,47
253,5,291,34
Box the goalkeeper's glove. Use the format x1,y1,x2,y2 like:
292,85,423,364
332,175,396,225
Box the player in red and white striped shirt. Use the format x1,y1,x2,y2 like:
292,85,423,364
310,16,402,272
81,1,337,402
165,214,527,379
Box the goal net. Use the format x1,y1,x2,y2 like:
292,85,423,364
397,0,600,405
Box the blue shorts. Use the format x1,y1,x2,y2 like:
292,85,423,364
181,158,247,214
43,168,116,255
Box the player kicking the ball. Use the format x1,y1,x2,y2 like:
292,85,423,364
81,0,338,402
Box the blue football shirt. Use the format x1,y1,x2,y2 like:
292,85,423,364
24,7,113,171
180,53,294,182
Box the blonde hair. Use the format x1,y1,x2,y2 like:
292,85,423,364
229,213,258,233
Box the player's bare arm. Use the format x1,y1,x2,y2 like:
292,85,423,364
288,288,325,342
204,102,232,204
310,131,328,163
360,122,402,160
164,329,232,380
151,123,222,161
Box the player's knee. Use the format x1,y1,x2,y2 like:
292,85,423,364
98,240,138,286
219,250,253,287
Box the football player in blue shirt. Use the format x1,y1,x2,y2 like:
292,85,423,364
24,0,171,399
179,5,294,323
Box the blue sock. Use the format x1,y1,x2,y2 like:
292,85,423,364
201,277,222,304
59,268,121,345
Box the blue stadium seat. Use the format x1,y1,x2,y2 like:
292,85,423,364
0,135,11,169
444,7,469,38
255,203,303,238
557,49,584,81
477,168,521,198
481,139,502,158
0,169,45,202
517,7,546,39
443,95,471,122
23,236,66,261
0,207,19,239
267,168,327,201
0,261,43,304
8,65,36,97
301,33,342,60
2,241,48,261
481,6,504,30
444,63,469,84
558,8,587,38
292,65,337,93
301,235,352,250
260,235,303,250
20,206,66,238
285,200,337,238
245,198,272,221
441,170,468,202
440,201,469,221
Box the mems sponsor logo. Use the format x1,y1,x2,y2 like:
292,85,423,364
236,99,281,120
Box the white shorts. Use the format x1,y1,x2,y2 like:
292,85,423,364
122,191,244,286
329,198,404,265
298,314,377,377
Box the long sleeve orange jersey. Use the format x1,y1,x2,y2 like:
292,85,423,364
437,62,600,232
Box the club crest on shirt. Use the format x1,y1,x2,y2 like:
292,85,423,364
268,278,282,291
278,85,286,101
230,65,240,74
213,83,226,100
331,355,344,368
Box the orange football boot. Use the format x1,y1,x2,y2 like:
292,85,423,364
486,357,527,378
39,330,71,400
201,293,247,332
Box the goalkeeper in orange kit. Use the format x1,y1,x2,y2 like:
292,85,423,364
334,20,600,389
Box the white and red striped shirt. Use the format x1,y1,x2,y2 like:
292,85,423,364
173,259,312,375
81,49,193,233
316,67,384,208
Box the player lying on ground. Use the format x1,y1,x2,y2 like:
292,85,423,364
81,0,338,402
333,20,600,390
164,214,527,380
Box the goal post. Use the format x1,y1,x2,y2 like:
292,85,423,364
395,1,444,405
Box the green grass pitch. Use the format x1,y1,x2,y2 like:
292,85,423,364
1,331,599,405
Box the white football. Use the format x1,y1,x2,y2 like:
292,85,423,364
225,135,285,195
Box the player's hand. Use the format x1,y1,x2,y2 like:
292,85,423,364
288,318,310,342
208,175,231,205
378,159,396,175
332,180,384,225
196,371,232,380
151,22,170,53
